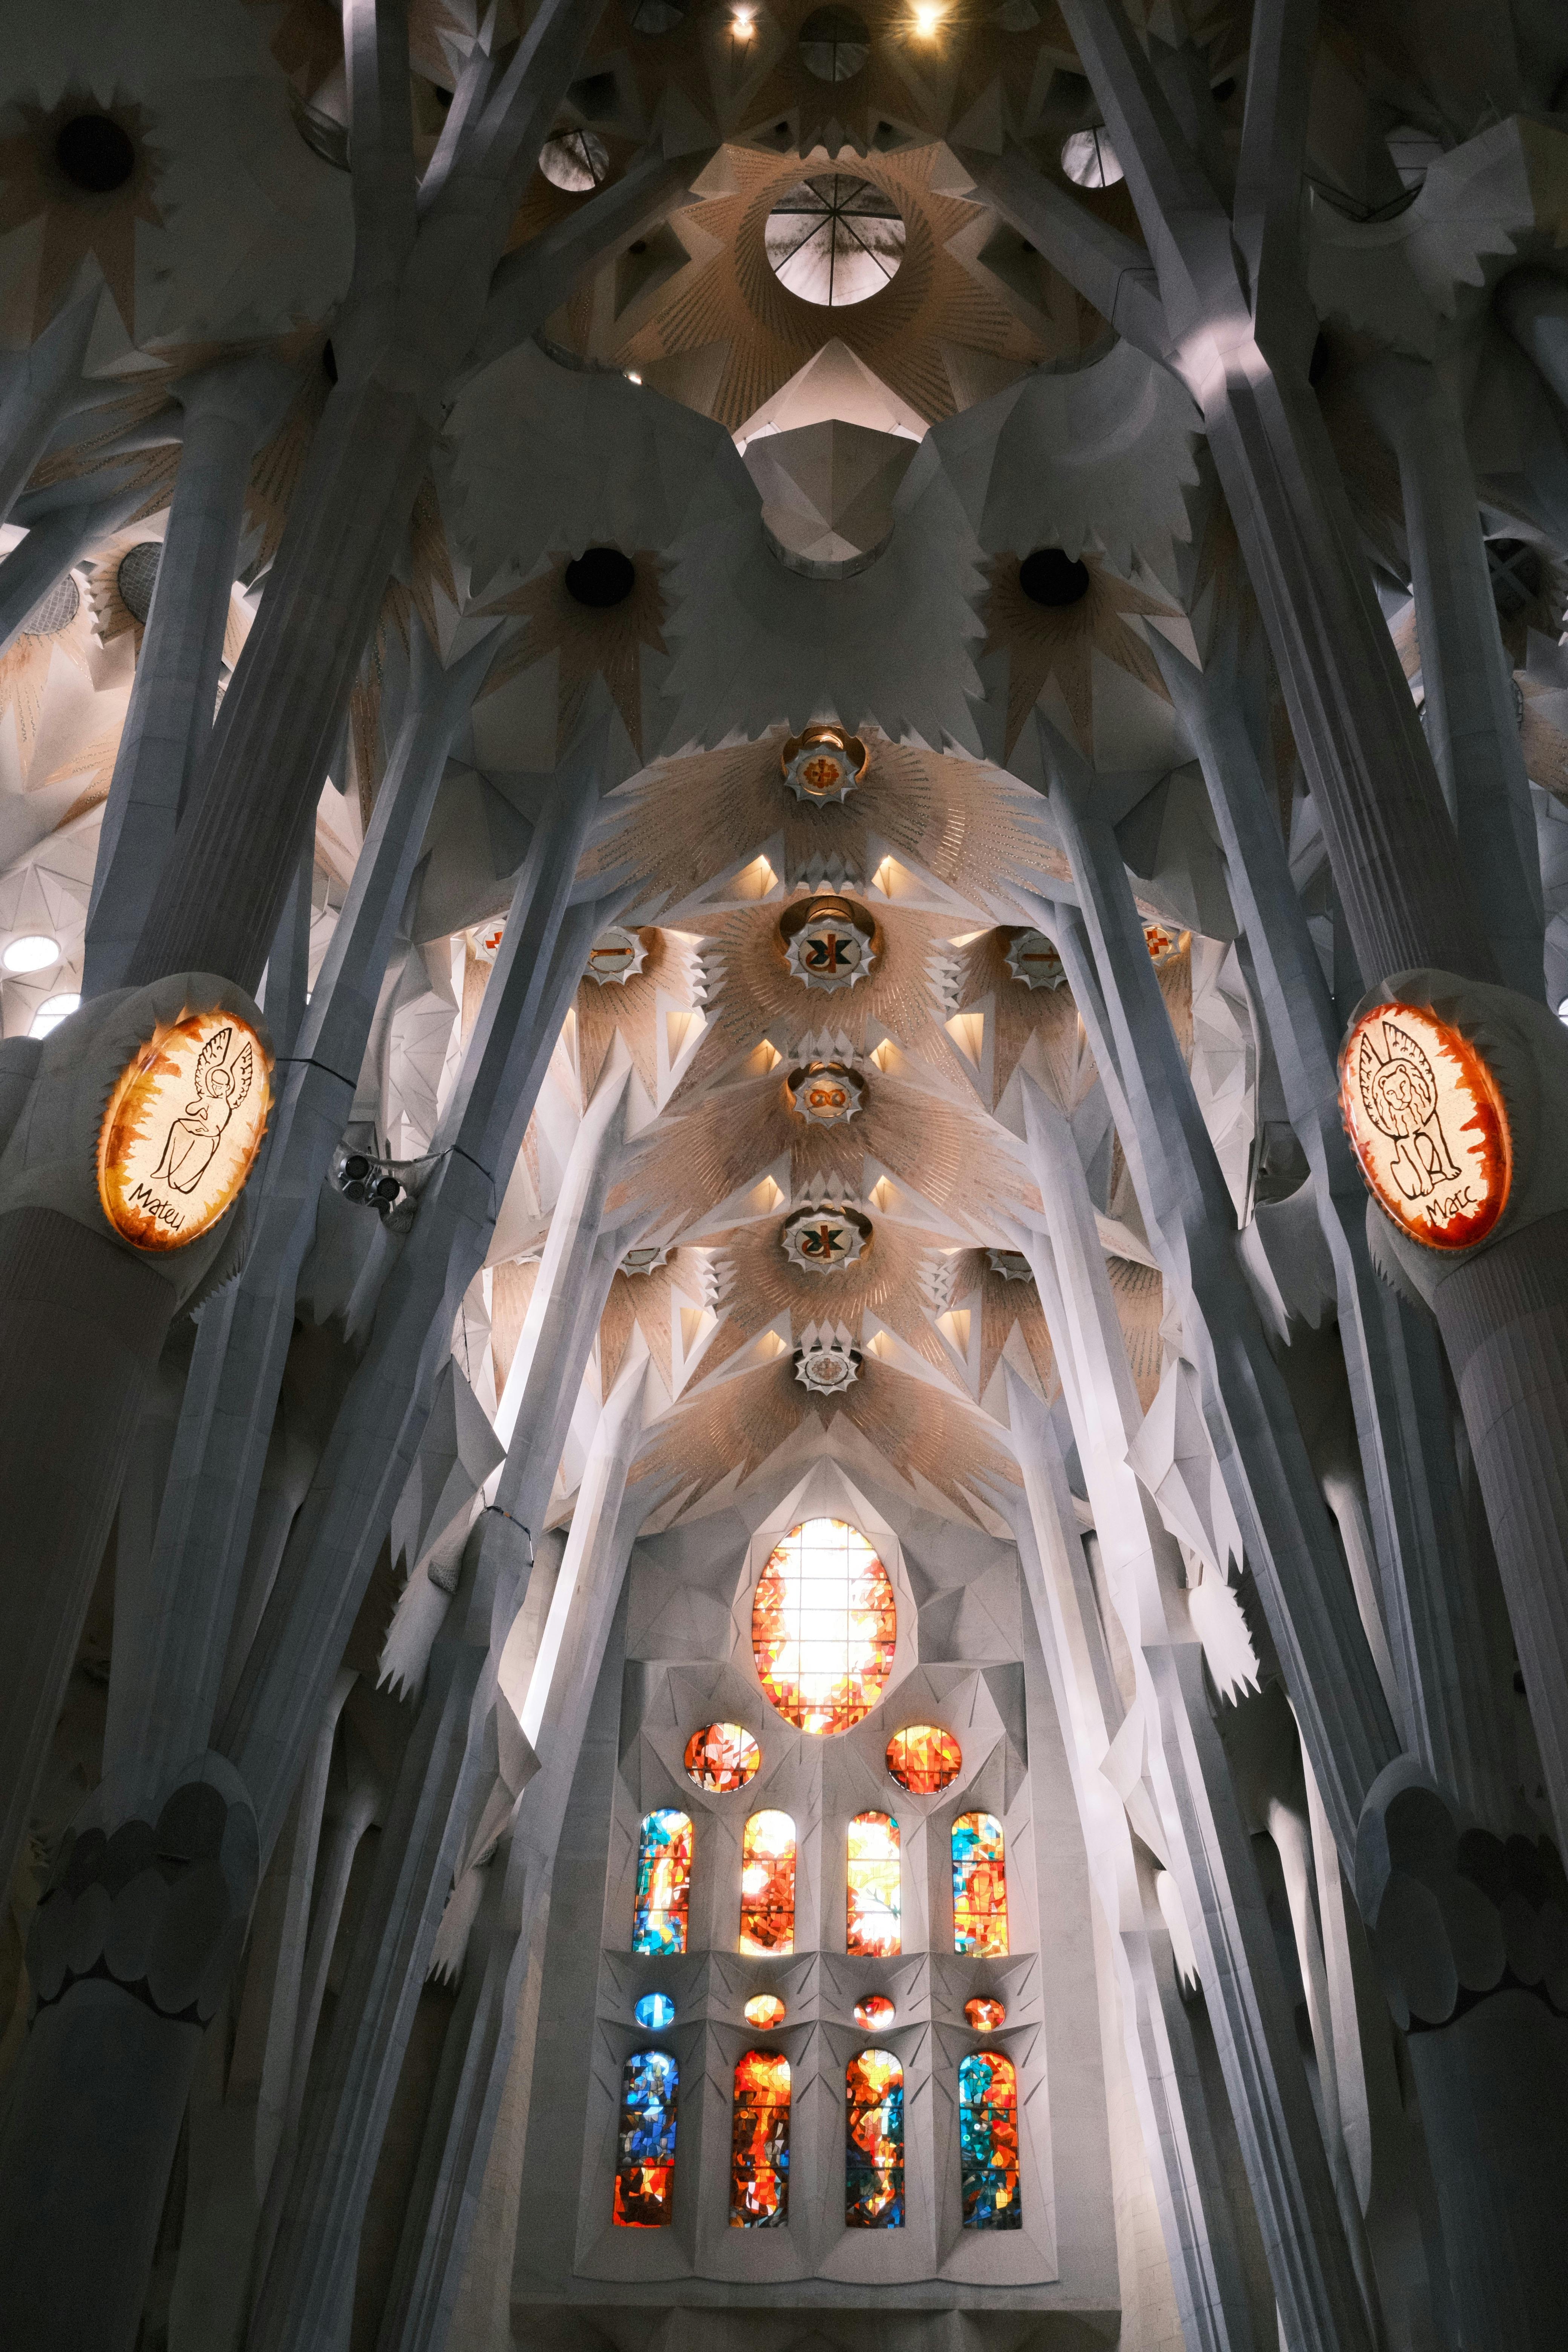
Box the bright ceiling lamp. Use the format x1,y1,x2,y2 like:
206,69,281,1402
31,992,80,1038
3,934,59,974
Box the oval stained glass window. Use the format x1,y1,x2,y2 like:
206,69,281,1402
684,1721,761,1791
965,1995,1006,2030
752,1517,895,1733
886,1723,962,1793
745,1992,787,2028
635,1992,676,2029
854,1993,896,2029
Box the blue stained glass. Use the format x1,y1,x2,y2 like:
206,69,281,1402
632,1808,692,1955
959,2049,1021,2229
846,2048,904,2227
634,1992,676,2029
614,2049,678,2227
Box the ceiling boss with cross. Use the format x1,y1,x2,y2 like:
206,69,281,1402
780,1194,874,1274
779,724,869,807
779,894,880,992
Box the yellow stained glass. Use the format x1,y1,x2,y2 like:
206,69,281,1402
740,1809,796,1955
885,1723,962,1794
745,1993,787,2027
847,1810,900,1957
684,1721,761,1792
855,1993,896,2029
752,1517,895,1734
952,1811,1008,1957
846,2048,903,2227
730,2050,791,2226
965,1996,1006,2030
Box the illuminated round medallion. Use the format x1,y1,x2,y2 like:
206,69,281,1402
1144,921,1182,966
780,724,868,805
786,1060,864,1124
752,1516,896,1732
1339,1000,1511,1251
886,1724,963,1794
635,1991,676,2029
781,896,877,993
97,1009,271,1252
745,1993,787,2029
472,916,506,963
1004,929,1066,990
585,925,648,985
965,1996,1006,2030
683,1721,761,1792
781,1199,872,1273
855,1993,896,2030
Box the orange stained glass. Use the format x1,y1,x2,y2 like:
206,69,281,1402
684,1721,761,1792
952,1811,1008,1957
745,1993,787,2028
886,1723,962,1794
846,2048,904,2227
847,1811,901,1957
960,2050,1021,2229
730,2050,791,2226
855,1993,896,2029
965,1996,1006,2030
612,2049,678,2227
740,1809,796,1955
752,1517,895,1733
632,1810,692,1956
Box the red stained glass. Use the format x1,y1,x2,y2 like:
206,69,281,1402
952,1811,1008,1957
752,1517,895,1734
854,1993,896,2029
730,2049,791,2227
1339,998,1511,1252
745,1993,786,2027
740,1809,796,1955
847,1811,900,1957
846,2048,904,2227
885,1723,962,1794
684,1721,761,1792
965,1996,1006,2029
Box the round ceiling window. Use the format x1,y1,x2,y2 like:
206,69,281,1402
764,173,904,308
752,1516,895,1732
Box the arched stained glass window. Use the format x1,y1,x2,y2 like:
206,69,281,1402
952,1810,1008,1956
613,2049,678,2227
730,2050,791,2226
632,1809,692,1955
959,2050,1021,2228
740,1809,796,1955
846,2049,904,2227
752,1517,895,1732
847,1810,900,1956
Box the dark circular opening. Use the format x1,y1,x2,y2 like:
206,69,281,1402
55,113,135,195
116,542,162,625
1019,547,1090,607
341,1155,371,1182
371,1174,402,1205
565,547,636,608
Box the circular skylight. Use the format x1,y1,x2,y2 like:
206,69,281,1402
1061,127,1124,188
3,936,59,975
540,130,608,192
765,173,904,308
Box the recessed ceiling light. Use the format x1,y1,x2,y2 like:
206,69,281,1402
3,934,59,974
31,992,80,1038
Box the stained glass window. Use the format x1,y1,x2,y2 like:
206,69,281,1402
634,1992,675,2029
847,1811,901,1956
964,1996,1006,2030
959,2050,1021,2228
730,2050,791,2226
632,1809,692,1955
684,1721,760,1791
752,1517,895,1733
745,1993,787,2028
886,1724,963,1793
855,1993,895,2029
952,1811,1008,1957
613,2049,677,2227
740,1809,796,1955
846,2049,904,2226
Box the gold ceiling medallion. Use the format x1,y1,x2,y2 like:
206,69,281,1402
1339,1000,1511,1251
1144,921,1184,966
781,1199,873,1273
785,1060,865,1124
1003,929,1066,989
97,1009,271,1252
472,916,506,964
794,1319,862,1393
780,725,868,806
780,894,878,992
585,925,648,985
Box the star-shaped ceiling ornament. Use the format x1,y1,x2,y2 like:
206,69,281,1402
479,547,668,756
0,92,165,340
980,547,1182,761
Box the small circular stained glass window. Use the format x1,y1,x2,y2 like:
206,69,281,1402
684,1722,761,1792
855,1992,896,2029
765,173,904,308
635,1991,677,2029
965,1996,1006,2030
886,1724,962,1794
745,1993,787,2028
